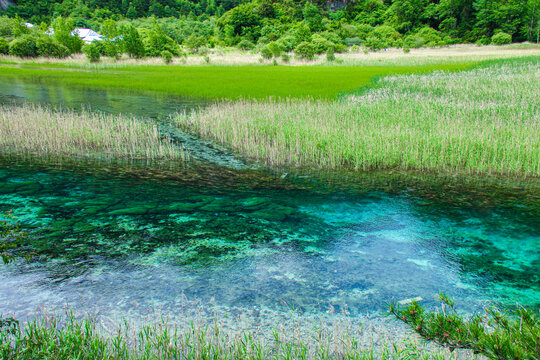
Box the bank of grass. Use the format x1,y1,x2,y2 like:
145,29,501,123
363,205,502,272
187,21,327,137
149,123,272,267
0,62,472,100
0,104,185,161
0,314,479,360
175,58,540,176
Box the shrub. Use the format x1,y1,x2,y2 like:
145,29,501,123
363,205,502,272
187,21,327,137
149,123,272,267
275,36,295,52
281,53,290,63
415,27,444,47
260,46,272,59
345,37,362,46
365,25,402,50
121,25,145,58
403,45,410,53
237,39,255,50
491,32,512,45
52,17,84,54
0,37,9,55
311,34,335,54
161,50,173,64
391,294,540,360
83,43,101,63
9,35,38,57
143,20,181,57
266,41,283,57
0,16,13,37
184,34,207,54
294,41,316,60
36,36,70,58
326,47,335,62
102,41,120,59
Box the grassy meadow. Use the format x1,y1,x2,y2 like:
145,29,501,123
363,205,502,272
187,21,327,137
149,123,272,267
175,58,540,176
0,104,185,161
0,60,474,100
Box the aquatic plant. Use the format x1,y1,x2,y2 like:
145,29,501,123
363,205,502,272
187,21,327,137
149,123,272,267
0,312,479,359
175,58,540,176
0,104,186,161
0,211,29,264
390,294,540,360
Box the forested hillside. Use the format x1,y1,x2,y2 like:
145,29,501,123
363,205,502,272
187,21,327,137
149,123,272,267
0,0,539,60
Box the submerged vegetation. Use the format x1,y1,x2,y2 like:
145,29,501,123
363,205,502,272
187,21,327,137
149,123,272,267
0,104,186,161
176,58,540,176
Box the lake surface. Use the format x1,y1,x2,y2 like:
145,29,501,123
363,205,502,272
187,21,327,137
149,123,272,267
0,76,539,328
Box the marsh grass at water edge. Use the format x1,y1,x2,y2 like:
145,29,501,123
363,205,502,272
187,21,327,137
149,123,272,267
175,59,540,176
0,104,187,162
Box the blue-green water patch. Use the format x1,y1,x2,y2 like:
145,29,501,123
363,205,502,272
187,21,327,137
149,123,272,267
0,160,538,323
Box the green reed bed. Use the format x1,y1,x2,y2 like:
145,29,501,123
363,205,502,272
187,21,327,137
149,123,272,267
175,59,540,176
0,314,478,360
0,62,471,100
0,104,185,161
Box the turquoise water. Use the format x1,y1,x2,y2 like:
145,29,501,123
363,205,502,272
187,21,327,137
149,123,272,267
0,78,539,325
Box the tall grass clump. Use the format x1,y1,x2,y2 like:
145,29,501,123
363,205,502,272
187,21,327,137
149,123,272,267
0,313,478,359
0,104,186,161
176,59,539,176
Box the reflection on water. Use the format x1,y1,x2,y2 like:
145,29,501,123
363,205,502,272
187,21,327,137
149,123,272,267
0,160,538,324
0,76,249,169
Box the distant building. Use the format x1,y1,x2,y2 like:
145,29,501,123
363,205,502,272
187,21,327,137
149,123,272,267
28,23,105,44
72,28,104,43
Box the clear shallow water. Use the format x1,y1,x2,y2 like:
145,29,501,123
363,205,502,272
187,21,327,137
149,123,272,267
0,161,538,323
0,77,538,326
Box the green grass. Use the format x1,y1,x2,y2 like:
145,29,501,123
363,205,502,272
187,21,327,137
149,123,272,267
174,58,540,176
0,104,186,162
0,62,471,100
0,314,478,360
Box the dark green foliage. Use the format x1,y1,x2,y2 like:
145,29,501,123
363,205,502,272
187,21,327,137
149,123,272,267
161,49,172,63
0,37,8,54
83,42,101,62
36,35,69,58
183,33,206,53
492,32,512,45
143,19,180,56
266,41,282,57
236,38,254,50
0,211,29,264
390,294,540,360
326,47,335,62
364,25,402,50
121,25,145,58
294,41,315,60
0,16,13,37
8,34,38,57
0,0,536,59
101,40,120,58
52,17,83,54
260,44,272,59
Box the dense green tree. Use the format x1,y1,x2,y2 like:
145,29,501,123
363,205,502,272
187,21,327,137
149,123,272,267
0,0,536,53
52,16,83,53
121,24,145,57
